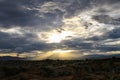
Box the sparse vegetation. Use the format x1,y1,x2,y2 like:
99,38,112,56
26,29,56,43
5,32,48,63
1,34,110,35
0,58,120,80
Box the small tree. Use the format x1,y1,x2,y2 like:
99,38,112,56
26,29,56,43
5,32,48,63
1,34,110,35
15,47,23,57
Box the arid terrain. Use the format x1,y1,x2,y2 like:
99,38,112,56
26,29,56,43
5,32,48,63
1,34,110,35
0,58,120,80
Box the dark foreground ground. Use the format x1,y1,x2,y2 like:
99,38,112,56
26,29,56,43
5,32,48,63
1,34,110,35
0,58,120,80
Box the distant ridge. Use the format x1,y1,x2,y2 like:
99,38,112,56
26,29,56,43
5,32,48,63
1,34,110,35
0,56,25,60
81,54,120,60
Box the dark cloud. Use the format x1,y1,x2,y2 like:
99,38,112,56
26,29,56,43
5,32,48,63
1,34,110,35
89,0,120,6
60,39,96,52
63,0,92,18
0,0,38,27
97,45,120,52
0,31,52,53
0,32,30,51
0,0,63,28
92,15,120,25
14,42,52,53
107,28,120,39
62,38,120,53
88,27,120,42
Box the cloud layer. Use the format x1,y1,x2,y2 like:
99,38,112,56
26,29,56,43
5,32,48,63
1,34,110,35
0,0,120,60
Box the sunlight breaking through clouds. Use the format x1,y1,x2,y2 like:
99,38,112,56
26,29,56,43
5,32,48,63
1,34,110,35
34,49,80,60
37,8,115,44
0,0,120,60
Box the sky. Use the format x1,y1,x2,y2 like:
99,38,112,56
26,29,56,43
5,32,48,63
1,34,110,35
0,0,120,60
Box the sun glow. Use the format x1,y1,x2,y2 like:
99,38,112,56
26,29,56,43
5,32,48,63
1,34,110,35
50,49,79,60
52,49,73,54
34,49,79,60
47,31,73,43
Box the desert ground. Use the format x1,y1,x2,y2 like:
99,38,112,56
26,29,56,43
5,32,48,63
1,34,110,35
0,58,120,80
